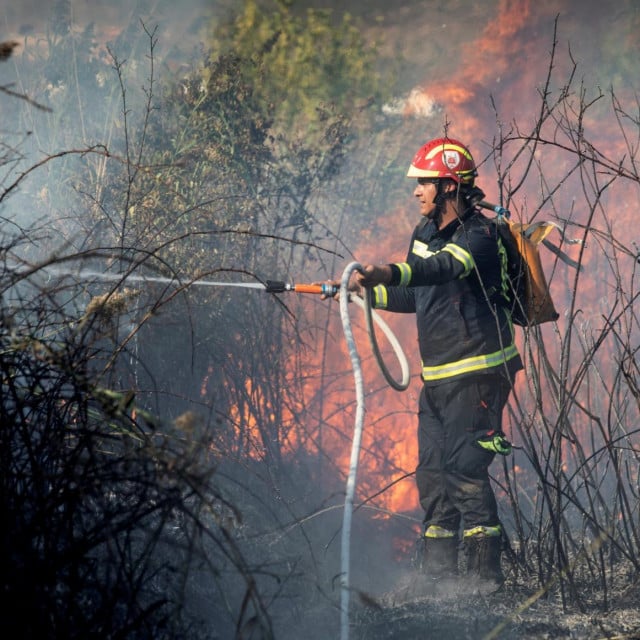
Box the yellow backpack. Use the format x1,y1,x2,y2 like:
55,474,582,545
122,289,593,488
479,201,581,327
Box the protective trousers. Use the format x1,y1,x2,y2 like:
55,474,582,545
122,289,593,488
416,374,511,533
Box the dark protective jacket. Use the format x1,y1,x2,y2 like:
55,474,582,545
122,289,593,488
371,210,523,385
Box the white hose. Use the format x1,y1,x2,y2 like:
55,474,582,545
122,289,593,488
354,291,410,392
338,261,410,640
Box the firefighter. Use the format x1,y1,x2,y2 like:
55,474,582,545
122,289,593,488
345,137,522,591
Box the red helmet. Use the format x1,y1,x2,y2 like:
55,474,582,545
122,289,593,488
407,137,477,185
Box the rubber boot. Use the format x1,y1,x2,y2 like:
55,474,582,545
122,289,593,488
465,534,504,593
422,536,459,580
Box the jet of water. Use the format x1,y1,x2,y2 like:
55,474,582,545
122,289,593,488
43,268,268,290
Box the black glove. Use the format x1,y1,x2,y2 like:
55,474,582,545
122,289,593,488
476,430,512,455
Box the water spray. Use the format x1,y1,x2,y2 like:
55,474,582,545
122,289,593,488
35,267,408,391
39,267,341,295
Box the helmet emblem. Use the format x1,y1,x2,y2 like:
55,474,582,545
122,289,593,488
443,150,461,169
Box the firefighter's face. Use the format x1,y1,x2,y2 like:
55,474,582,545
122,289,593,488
414,178,438,217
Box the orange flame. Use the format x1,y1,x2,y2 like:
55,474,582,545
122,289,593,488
227,0,639,538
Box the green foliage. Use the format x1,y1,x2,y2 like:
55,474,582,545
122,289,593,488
207,0,385,136
598,4,640,91
116,43,353,280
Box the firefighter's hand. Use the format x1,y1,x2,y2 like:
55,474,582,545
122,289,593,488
316,280,340,300
356,264,392,288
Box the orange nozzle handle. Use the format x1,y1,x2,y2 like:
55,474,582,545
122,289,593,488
264,280,339,295
293,283,339,295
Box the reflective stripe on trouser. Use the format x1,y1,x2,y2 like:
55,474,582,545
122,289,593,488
425,525,456,539
464,524,502,538
416,374,511,532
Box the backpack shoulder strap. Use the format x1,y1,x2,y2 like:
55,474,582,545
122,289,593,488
518,221,583,271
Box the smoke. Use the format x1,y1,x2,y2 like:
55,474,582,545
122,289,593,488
2,1,640,637
382,87,440,118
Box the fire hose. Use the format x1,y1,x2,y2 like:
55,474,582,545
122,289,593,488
264,275,410,392
269,265,411,639
336,262,409,640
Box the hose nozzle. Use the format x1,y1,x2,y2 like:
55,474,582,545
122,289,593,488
265,280,339,296
265,280,289,293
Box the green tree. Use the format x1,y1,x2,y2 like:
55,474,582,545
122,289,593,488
207,0,385,136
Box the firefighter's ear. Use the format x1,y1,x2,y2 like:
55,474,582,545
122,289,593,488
442,179,457,194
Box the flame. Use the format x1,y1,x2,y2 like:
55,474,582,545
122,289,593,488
334,0,636,524
398,0,546,137
288,306,421,515
225,0,639,543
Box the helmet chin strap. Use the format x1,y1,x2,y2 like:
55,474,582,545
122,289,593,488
429,182,483,225
428,181,453,226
